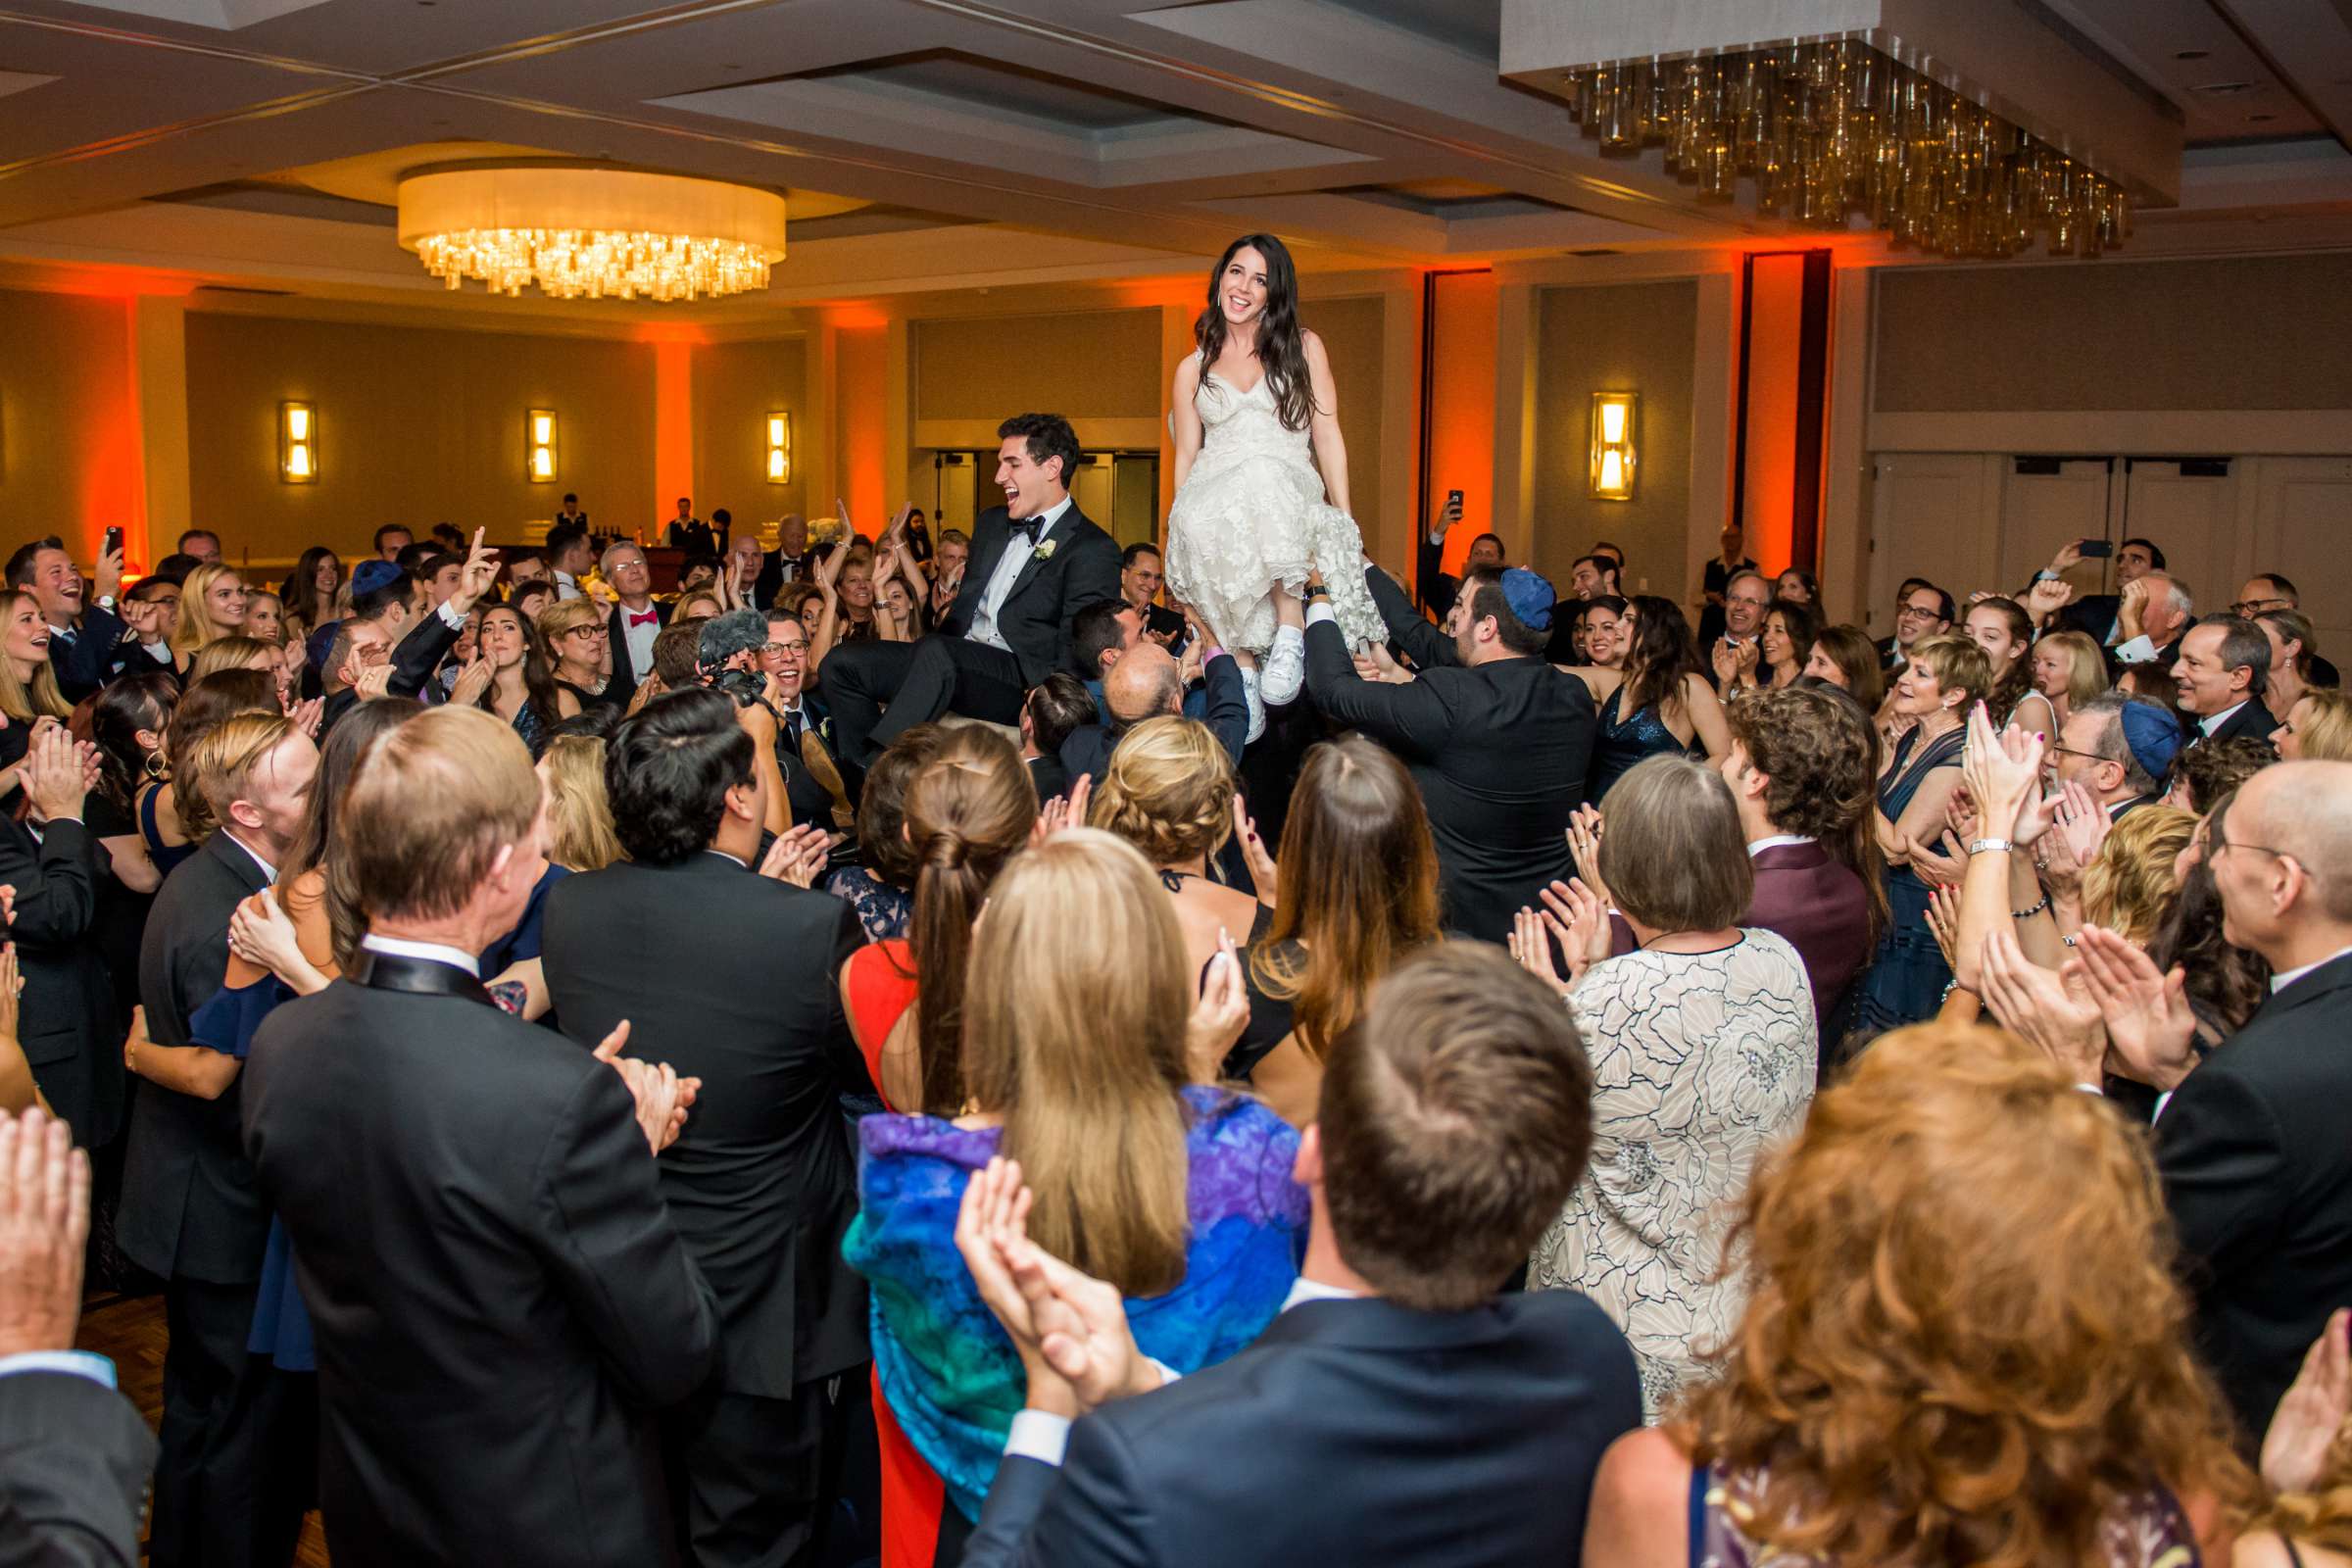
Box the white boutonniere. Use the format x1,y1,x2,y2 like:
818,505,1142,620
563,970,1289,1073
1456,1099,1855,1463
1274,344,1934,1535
1031,539,1058,563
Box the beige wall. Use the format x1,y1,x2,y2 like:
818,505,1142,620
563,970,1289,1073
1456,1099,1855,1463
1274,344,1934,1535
915,309,1161,423
1298,293,1387,545
0,288,143,563
1530,279,1699,590
1875,254,2352,413
184,313,657,562
692,336,807,533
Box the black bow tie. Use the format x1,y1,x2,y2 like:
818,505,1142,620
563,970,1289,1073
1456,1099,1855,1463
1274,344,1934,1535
1006,516,1042,545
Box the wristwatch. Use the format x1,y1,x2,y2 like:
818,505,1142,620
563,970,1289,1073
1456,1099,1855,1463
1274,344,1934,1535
1301,583,1330,601
96,594,116,611
1968,837,2015,856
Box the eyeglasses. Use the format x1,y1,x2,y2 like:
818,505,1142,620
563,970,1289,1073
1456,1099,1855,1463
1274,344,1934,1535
2043,743,2105,762
1897,603,1944,620
2229,598,2287,615
2209,827,2293,868
564,626,609,642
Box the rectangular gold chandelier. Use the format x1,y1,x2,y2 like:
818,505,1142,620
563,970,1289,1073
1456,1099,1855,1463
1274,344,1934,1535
1560,40,2132,259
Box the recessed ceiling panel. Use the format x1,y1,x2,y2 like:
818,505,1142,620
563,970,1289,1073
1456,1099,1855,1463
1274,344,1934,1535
63,0,333,29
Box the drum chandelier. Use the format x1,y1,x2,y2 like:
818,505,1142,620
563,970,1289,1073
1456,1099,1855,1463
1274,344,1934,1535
396,164,788,302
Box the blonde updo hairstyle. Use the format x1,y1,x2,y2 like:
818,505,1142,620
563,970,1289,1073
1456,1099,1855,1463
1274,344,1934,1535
1088,714,1235,867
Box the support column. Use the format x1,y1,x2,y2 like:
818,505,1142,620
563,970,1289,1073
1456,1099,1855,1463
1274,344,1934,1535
653,340,694,528
131,296,188,569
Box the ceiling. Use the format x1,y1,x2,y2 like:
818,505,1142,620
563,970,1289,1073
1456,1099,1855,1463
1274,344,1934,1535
0,0,2345,332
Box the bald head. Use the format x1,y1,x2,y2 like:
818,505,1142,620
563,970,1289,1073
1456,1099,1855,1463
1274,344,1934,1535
1104,642,1182,725
2239,760,2352,922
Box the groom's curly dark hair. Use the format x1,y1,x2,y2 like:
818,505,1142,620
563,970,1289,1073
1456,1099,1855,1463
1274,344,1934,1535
999,413,1080,488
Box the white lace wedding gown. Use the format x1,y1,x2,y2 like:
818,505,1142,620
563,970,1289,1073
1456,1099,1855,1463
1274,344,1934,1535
1164,364,1386,657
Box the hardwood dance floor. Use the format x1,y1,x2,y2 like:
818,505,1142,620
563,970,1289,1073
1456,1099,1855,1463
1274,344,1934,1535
75,1290,333,1567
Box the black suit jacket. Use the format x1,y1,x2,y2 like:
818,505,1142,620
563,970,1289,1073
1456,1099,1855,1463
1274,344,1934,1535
667,519,716,554
241,955,718,1568
2158,953,2352,1440
962,1291,1641,1568
2196,697,2278,750
541,855,871,1396
119,831,272,1284
46,604,131,704
939,504,1121,687
1307,566,1595,944
2062,592,2122,647
0,1366,158,1565
1027,752,1071,805
605,600,670,711
752,550,818,612
0,814,119,1147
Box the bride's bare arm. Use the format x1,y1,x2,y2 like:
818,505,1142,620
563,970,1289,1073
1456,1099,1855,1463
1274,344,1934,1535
1303,331,1351,517
1170,355,1204,492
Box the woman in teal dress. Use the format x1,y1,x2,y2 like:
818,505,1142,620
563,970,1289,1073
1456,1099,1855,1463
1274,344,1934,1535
844,827,1306,1548
1849,633,1989,1041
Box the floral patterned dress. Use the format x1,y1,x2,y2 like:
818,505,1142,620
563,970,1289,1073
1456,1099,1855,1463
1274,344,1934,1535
1691,1465,2201,1568
1530,930,1816,1419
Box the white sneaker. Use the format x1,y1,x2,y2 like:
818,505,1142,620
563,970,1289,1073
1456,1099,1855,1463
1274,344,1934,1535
1260,624,1305,707
1238,664,1267,746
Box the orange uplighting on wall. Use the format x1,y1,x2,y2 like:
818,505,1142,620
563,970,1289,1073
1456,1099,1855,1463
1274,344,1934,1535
835,324,888,532
1733,250,1832,574
1423,270,1498,583
653,342,694,519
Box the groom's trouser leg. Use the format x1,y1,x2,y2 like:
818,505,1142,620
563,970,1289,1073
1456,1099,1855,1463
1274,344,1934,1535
870,637,1026,755
824,639,918,767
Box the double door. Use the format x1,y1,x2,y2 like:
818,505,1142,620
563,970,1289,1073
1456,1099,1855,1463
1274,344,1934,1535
1868,454,2352,659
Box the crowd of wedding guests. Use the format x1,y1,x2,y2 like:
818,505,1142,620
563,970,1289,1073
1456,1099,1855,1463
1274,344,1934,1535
1,414,2350,1568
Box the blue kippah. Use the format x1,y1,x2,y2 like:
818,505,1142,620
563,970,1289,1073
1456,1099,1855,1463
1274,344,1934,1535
2119,701,2184,782
350,559,404,597
1499,567,1555,631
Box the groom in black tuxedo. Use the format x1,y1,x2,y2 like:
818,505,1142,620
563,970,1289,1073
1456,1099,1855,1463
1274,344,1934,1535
823,413,1121,768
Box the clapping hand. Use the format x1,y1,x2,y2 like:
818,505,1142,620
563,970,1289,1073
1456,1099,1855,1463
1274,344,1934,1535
1959,702,2047,842
1905,829,1971,887
0,1107,91,1359
0,945,20,1041
1232,797,1277,907
449,659,494,709
1030,775,1092,847
591,1020,700,1155
286,695,324,741
1507,906,1571,999
953,1156,1157,1419
1538,876,1612,984
1978,925,2104,1085
1924,884,1963,972
757,824,832,889
2070,926,2198,1090
1185,927,1249,1082
2262,1308,2352,1496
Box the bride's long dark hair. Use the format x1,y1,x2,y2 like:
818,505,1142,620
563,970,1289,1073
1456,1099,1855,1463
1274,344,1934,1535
1194,232,1317,432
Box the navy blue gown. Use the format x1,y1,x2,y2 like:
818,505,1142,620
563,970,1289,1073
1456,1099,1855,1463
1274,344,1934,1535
1849,723,1967,1041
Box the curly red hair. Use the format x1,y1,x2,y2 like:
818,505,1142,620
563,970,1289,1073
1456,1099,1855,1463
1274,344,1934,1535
1684,1021,2252,1567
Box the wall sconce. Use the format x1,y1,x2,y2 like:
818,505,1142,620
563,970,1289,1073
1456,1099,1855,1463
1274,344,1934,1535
1589,391,1637,501
279,401,318,484
526,409,558,483
765,412,792,484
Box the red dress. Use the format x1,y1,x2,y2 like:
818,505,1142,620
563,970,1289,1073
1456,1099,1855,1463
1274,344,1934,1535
844,943,956,1568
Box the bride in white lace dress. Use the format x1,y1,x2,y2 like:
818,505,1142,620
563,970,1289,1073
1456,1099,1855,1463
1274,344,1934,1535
1165,233,1385,716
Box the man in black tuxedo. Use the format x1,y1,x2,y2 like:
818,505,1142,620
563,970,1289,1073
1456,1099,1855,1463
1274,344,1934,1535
0,727,120,1149
0,1105,158,1566
241,706,716,1568
2171,614,2278,751
7,535,129,702
123,715,320,1568
823,415,1120,768
542,689,868,1568
752,514,820,612
2132,760,2352,1440
600,541,669,710
1305,563,1595,945
955,943,1641,1567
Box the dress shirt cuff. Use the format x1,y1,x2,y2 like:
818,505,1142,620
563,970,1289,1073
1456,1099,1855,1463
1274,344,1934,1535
0,1350,117,1389
1005,1408,1073,1468
437,599,468,630
2073,1082,2106,1097
1146,1357,1180,1388
2112,634,2156,664
1304,602,1338,628
2152,1089,2176,1121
